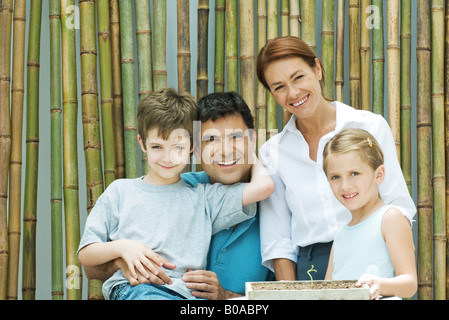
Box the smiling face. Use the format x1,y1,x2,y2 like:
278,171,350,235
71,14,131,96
325,151,385,215
139,128,192,185
264,56,324,120
197,114,256,185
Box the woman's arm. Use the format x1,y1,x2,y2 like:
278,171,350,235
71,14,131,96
273,258,296,281
324,246,334,280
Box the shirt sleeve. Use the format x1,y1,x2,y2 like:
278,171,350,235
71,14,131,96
258,141,297,272
372,115,417,224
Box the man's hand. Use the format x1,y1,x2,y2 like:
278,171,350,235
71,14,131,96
182,270,242,300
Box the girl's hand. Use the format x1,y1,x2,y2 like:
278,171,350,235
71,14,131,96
356,274,382,300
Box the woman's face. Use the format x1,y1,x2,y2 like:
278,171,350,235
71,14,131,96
264,56,323,120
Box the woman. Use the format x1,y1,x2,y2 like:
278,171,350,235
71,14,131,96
256,36,416,281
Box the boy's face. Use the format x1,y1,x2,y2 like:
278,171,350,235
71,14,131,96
197,114,256,185
139,128,192,185
325,151,385,213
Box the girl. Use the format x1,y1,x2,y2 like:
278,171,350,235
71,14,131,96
323,128,417,299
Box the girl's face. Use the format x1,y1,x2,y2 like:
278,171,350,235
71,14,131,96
264,56,323,119
138,128,192,185
325,151,385,214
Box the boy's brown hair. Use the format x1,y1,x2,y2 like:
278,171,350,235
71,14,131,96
137,87,197,147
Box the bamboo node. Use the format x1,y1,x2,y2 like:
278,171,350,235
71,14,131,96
139,90,153,96
64,185,79,190
177,52,191,57
11,88,25,93
98,30,110,37
124,126,137,131
86,180,103,188
216,5,225,12
226,56,239,60
80,49,97,56
23,217,37,223
25,138,39,143
321,31,334,36
81,90,98,96
49,15,60,20
121,58,134,64
27,62,40,68
50,199,63,204
0,133,12,139
136,30,152,35
0,76,11,82
256,104,267,110
433,234,447,242
153,70,168,75
50,108,62,114
240,54,255,61
101,99,113,104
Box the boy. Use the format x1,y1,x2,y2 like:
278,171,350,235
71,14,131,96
77,88,274,300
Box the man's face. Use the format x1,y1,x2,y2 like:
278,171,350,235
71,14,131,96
197,114,256,184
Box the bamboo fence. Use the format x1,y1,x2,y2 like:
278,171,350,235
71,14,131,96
0,0,447,301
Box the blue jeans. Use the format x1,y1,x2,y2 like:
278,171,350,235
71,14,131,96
110,283,188,300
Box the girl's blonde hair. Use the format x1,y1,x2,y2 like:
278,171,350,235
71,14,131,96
322,128,384,175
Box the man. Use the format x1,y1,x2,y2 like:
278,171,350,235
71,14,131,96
83,91,274,299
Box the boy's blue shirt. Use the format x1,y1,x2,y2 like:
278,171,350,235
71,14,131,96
181,171,275,295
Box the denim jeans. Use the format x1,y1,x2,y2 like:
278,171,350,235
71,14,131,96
110,283,188,300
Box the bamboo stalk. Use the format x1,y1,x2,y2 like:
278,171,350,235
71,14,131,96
289,0,301,37
119,0,138,178
239,0,255,118
21,0,42,300
335,0,345,103
360,0,370,111
153,0,167,91
387,0,401,159
445,0,449,299
97,0,117,188
177,0,190,94
321,0,335,103
7,0,26,300
431,0,446,300
400,0,412,194
416,0,433,300
80,0,105,300
61,0,82,300
214,0,225,93
372,0,384,116
348,0,360,109
0,0,13,300
49,0,63,301
281,0,290,125
301,0,316,53
266,0,277,139
226,0,238,93
256,0,267,152
109,0,126,179
197,0,209,99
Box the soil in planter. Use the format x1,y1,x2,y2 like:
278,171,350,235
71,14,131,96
251,280,358,291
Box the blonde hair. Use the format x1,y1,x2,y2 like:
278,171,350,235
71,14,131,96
322,128,384,175
137,87,197,146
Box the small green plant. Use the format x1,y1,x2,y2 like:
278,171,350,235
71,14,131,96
307,265,317,286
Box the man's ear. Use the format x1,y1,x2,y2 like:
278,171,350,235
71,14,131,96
138,135,146,153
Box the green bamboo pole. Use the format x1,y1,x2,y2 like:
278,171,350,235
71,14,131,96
22,0,42,300
416,0,433,300
431,0,446,300
226,0,238,93
80,0,106,300
214,0,225,93
372,0,384,116
0,0,13,300
360,0,370,111
321,0,335,103
109,0,126,179
153,0,167,92
197,0,209,99
400,0,412,194
256,0,267,152
239,0,255,118
335,0,345,103
280,0,290,125
301,0,316,53
61,0,82,300
177,0,190,94
348,0,360,109
266,0,277,139
289,0,301,37
7,0,26,300
49,0,63,301
387,0,401,159
445,0,449,298
97,0,117,188
119,0,138,178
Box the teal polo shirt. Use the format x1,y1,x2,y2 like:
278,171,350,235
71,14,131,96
181,171,274,295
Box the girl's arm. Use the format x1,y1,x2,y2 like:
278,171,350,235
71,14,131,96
357,208,417,299
242,155,275,206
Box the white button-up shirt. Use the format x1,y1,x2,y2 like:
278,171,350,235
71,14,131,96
258,101,416,271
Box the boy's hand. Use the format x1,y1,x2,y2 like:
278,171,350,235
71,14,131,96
115,239,176,285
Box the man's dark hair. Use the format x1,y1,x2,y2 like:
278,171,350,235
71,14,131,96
197,92,255,129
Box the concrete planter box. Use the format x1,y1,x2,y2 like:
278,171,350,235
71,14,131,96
245,280,370,300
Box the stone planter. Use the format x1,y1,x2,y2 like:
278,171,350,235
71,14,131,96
245,280,370,300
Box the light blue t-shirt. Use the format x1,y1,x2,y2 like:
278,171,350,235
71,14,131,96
332,205,396,280
78,177,256,299
181,172,275,294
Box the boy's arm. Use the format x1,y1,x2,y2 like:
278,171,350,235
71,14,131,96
242,156,275,207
